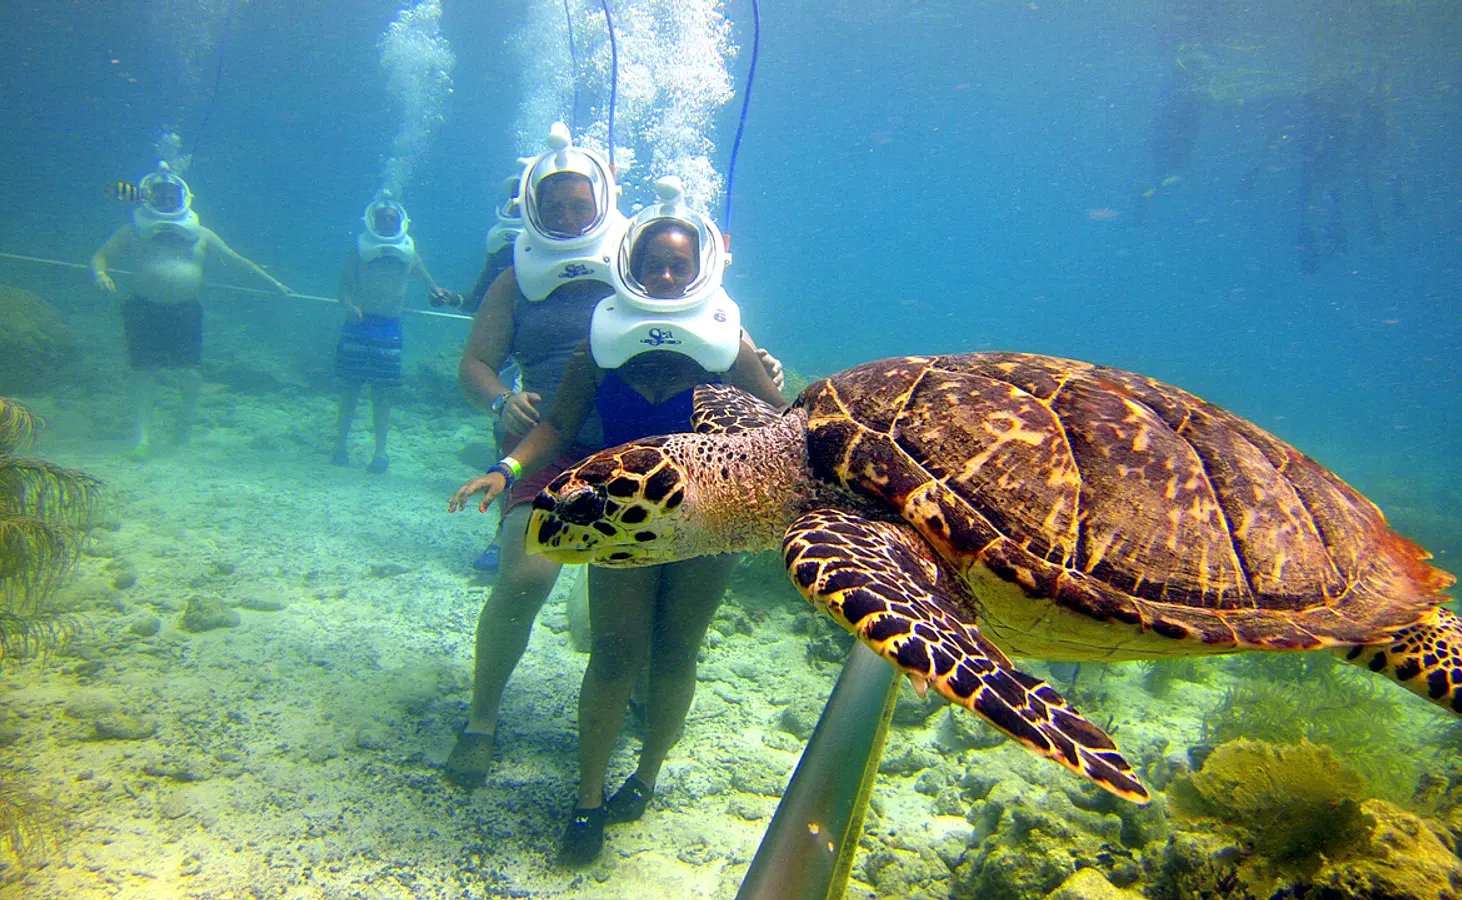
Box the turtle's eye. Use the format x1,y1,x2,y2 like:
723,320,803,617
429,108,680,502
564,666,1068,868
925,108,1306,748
558,485,607,526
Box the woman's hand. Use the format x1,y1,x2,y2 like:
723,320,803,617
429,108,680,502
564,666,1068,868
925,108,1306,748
757,347,785,392
501,391,543,436
448,470,508,513
93,269,117,293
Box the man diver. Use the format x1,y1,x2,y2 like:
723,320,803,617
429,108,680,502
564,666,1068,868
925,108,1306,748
332,192,453,474
90,164,292,456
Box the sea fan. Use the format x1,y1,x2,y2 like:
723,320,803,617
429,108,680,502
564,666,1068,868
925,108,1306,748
0,399,103,659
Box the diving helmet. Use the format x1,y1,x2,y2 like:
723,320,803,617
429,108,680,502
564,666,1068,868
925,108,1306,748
358,192,415,264
590,176,740,373
486,163,527,257
139,164,193,216
513,122,628,302
133,162,200,241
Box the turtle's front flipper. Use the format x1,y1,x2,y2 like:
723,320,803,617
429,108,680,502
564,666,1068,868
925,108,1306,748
691,384,782,434
783,508,1149,803
1340,606,1462,715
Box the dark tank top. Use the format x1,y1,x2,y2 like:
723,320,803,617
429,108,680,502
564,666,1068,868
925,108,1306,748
511,279,611,447
595,368,721,449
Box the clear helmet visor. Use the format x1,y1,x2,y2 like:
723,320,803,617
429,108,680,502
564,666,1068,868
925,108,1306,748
521,149,612,242
616,208,725,314
364,199,409,241
139,171,191,216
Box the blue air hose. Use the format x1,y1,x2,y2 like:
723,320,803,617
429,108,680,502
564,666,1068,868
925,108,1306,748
723,0,760,235
563,0,579,132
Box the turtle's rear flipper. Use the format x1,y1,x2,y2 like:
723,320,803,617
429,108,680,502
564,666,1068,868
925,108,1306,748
783,507,1150,803
1341,607,1462,715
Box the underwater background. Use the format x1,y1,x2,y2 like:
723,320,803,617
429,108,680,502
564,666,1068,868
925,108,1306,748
1,0,1460,897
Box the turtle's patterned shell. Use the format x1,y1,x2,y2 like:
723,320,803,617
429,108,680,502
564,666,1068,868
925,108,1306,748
797,353,1454,650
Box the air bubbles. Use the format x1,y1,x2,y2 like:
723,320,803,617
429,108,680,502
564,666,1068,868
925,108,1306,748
379,0,457,196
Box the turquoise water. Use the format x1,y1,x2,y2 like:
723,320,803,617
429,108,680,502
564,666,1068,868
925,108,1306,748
1,1,1460,897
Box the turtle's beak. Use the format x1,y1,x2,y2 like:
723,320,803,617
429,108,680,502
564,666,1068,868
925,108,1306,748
530,541,597,565
524,506,600,563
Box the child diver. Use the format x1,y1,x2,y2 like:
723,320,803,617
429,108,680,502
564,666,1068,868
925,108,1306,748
332,192,453,473
91,163,292,456
449,176,786,864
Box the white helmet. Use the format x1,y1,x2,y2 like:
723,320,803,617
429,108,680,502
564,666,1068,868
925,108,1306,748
486,163,526,256
133,162,200,241
513,123,628,302
590,176,740,373
358,192,415,264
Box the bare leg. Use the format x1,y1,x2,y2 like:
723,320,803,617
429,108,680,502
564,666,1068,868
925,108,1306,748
444,504,562,787
633,554,735,789
333,382,362,464
130,369,158,454
576,565,658,809
175,368,201,444
369,382,391,460
466,505,562,733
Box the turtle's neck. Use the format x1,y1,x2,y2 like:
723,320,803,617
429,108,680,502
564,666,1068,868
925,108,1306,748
673,408,820,556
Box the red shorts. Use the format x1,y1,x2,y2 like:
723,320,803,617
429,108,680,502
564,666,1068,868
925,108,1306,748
504,444,595,512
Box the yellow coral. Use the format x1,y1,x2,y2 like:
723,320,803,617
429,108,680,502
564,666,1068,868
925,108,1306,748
1312,799,1462,899
1169,738,1367,864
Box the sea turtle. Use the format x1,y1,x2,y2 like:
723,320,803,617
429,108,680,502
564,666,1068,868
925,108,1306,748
524,352,1460,801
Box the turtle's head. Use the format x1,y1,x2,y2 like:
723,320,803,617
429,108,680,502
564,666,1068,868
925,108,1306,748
526,437,703,567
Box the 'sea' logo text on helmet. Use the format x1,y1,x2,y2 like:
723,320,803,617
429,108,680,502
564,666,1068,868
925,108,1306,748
642,328,681,347
560,263,593,279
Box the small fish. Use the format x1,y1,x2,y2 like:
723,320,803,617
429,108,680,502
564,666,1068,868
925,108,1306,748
105,181,141,203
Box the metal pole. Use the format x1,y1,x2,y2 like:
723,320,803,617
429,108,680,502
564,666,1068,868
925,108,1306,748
737,642,902,900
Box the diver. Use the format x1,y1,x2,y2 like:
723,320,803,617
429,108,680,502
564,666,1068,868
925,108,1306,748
449,176,786,865
447,123,631,787
439,168,526,316
1135,66,1204,225
332,191,453,473
1292,77,1392,273
90,163,292,456
447,129,783,791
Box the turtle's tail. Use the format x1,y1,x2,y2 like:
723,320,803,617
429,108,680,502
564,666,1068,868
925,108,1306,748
1338,606,1462,715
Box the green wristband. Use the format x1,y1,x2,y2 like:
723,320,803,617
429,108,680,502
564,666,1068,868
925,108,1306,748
500,456,523,480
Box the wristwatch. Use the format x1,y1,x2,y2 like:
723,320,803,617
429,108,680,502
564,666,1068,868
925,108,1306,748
489,390,512,416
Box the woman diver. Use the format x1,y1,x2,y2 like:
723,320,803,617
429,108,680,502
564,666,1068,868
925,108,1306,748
449,176,786,864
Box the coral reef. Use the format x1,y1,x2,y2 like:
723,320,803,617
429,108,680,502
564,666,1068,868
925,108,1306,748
1302,799,1462,899
1199,661,1419,800
950,777,1140,899
0,285,75,393
1048,867,1146,899
1157,737,1462,896
1168,738,1367,867
1137,657,1209,697
1146,831,1257,899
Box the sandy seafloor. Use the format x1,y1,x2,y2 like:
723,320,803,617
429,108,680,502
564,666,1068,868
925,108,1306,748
1,313,1455,899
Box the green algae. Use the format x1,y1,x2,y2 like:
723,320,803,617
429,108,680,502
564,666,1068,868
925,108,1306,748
1200,656,1419,800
